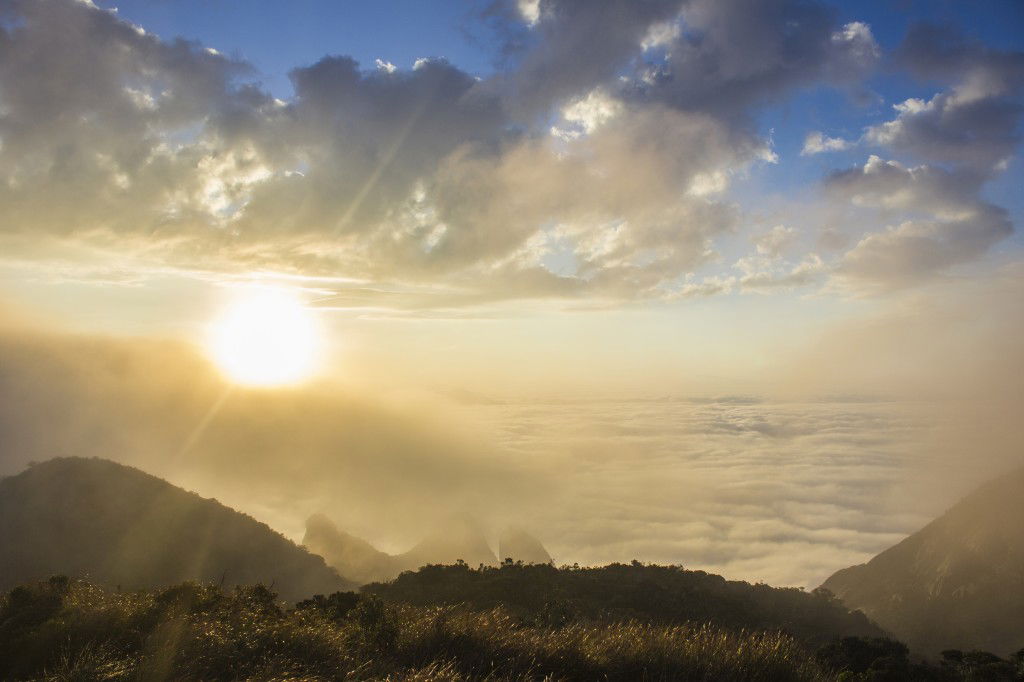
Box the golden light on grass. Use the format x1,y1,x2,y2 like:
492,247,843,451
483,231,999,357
206,286,321,387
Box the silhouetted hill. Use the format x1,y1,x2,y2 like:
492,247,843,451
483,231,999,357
402,516,497,569
498,526,553,564
0,457,354,601
366,561,887,648
304,514,543,584
821,466,1024,656
304,513,402,584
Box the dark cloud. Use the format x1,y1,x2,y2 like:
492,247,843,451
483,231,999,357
824,156,1011,290
492,0,686,117
864,23,1024,171
623,0,878,123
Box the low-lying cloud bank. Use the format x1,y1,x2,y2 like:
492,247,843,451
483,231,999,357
0,317,921,587
1,263,1020,587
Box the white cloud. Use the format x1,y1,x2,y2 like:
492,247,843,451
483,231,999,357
753,225,798,257
552,88,624,138
863,23,1024,171
1,0,1015,309
517,0,541,25
641,18,681,52
801,131,853,155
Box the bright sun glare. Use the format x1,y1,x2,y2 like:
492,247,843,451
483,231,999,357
207,287,321,387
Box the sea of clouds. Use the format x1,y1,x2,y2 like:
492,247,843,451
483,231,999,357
451,396,939,587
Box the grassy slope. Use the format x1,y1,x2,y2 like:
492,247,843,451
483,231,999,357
0,577,831,681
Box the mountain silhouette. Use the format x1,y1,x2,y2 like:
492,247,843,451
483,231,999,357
403,516,498,568
821,466,1024,656
497,526,553,564
0,457,354,601
304,514,551,583
303,513,402,584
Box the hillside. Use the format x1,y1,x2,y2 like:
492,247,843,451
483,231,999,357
366,561,887,649
821,466,1024,656
0,576,845,681
0,457,353,601
304,514,552,584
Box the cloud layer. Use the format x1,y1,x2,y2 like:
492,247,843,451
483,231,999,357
2,0,1015,308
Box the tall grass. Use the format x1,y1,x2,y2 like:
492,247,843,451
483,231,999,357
392,605,827,681
0,577,835,681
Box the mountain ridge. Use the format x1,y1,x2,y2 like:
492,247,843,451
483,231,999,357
303,513,552,584
0,457,355,601
821,465,1024,655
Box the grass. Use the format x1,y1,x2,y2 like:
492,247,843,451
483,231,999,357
0,577,835,681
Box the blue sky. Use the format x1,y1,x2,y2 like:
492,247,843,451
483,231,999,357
97,0,1024,86
95,0,499,95
2,0,1022,320
94,0,1024,250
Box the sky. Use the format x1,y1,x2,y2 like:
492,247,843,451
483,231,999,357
0,0,1022,587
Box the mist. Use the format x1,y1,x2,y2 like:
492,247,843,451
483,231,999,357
2,264,1021,588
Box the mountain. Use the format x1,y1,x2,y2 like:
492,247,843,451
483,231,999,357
821,466,1024,656
498,526,553,564
303,513,402,584
0,457,354,601
304,514,551,584
402,516,498,569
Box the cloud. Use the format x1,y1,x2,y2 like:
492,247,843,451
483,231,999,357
622,2,879,123
736,253,826,293
461,391,940,587
3,258,1023,590
0,309,922,587
824,156,1012,291
0,0,897,309
864,91,1022,171
863,23,1024,171
753,225,798,257
801,131,853,155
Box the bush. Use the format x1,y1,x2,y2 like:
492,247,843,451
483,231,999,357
1,577,1018,681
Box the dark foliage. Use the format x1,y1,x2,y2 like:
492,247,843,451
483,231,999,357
2,577,1021,680
297,590,361,622
365,559,885,648
813,637,1024,681
0,576,831,681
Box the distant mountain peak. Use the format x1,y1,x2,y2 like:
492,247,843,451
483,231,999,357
304,514,553,584
497,526,553,564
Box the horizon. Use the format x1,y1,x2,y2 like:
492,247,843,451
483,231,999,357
0,0,1022,597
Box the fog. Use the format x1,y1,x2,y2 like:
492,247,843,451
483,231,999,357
0,264,1020,587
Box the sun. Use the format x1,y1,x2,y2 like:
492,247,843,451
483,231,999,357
206,287,322,387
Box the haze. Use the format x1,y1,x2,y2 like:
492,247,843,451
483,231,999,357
0,0,1021,590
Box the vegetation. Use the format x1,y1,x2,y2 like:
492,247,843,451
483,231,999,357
0,576,832,681
3,576,1023,681
366,560,885,648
